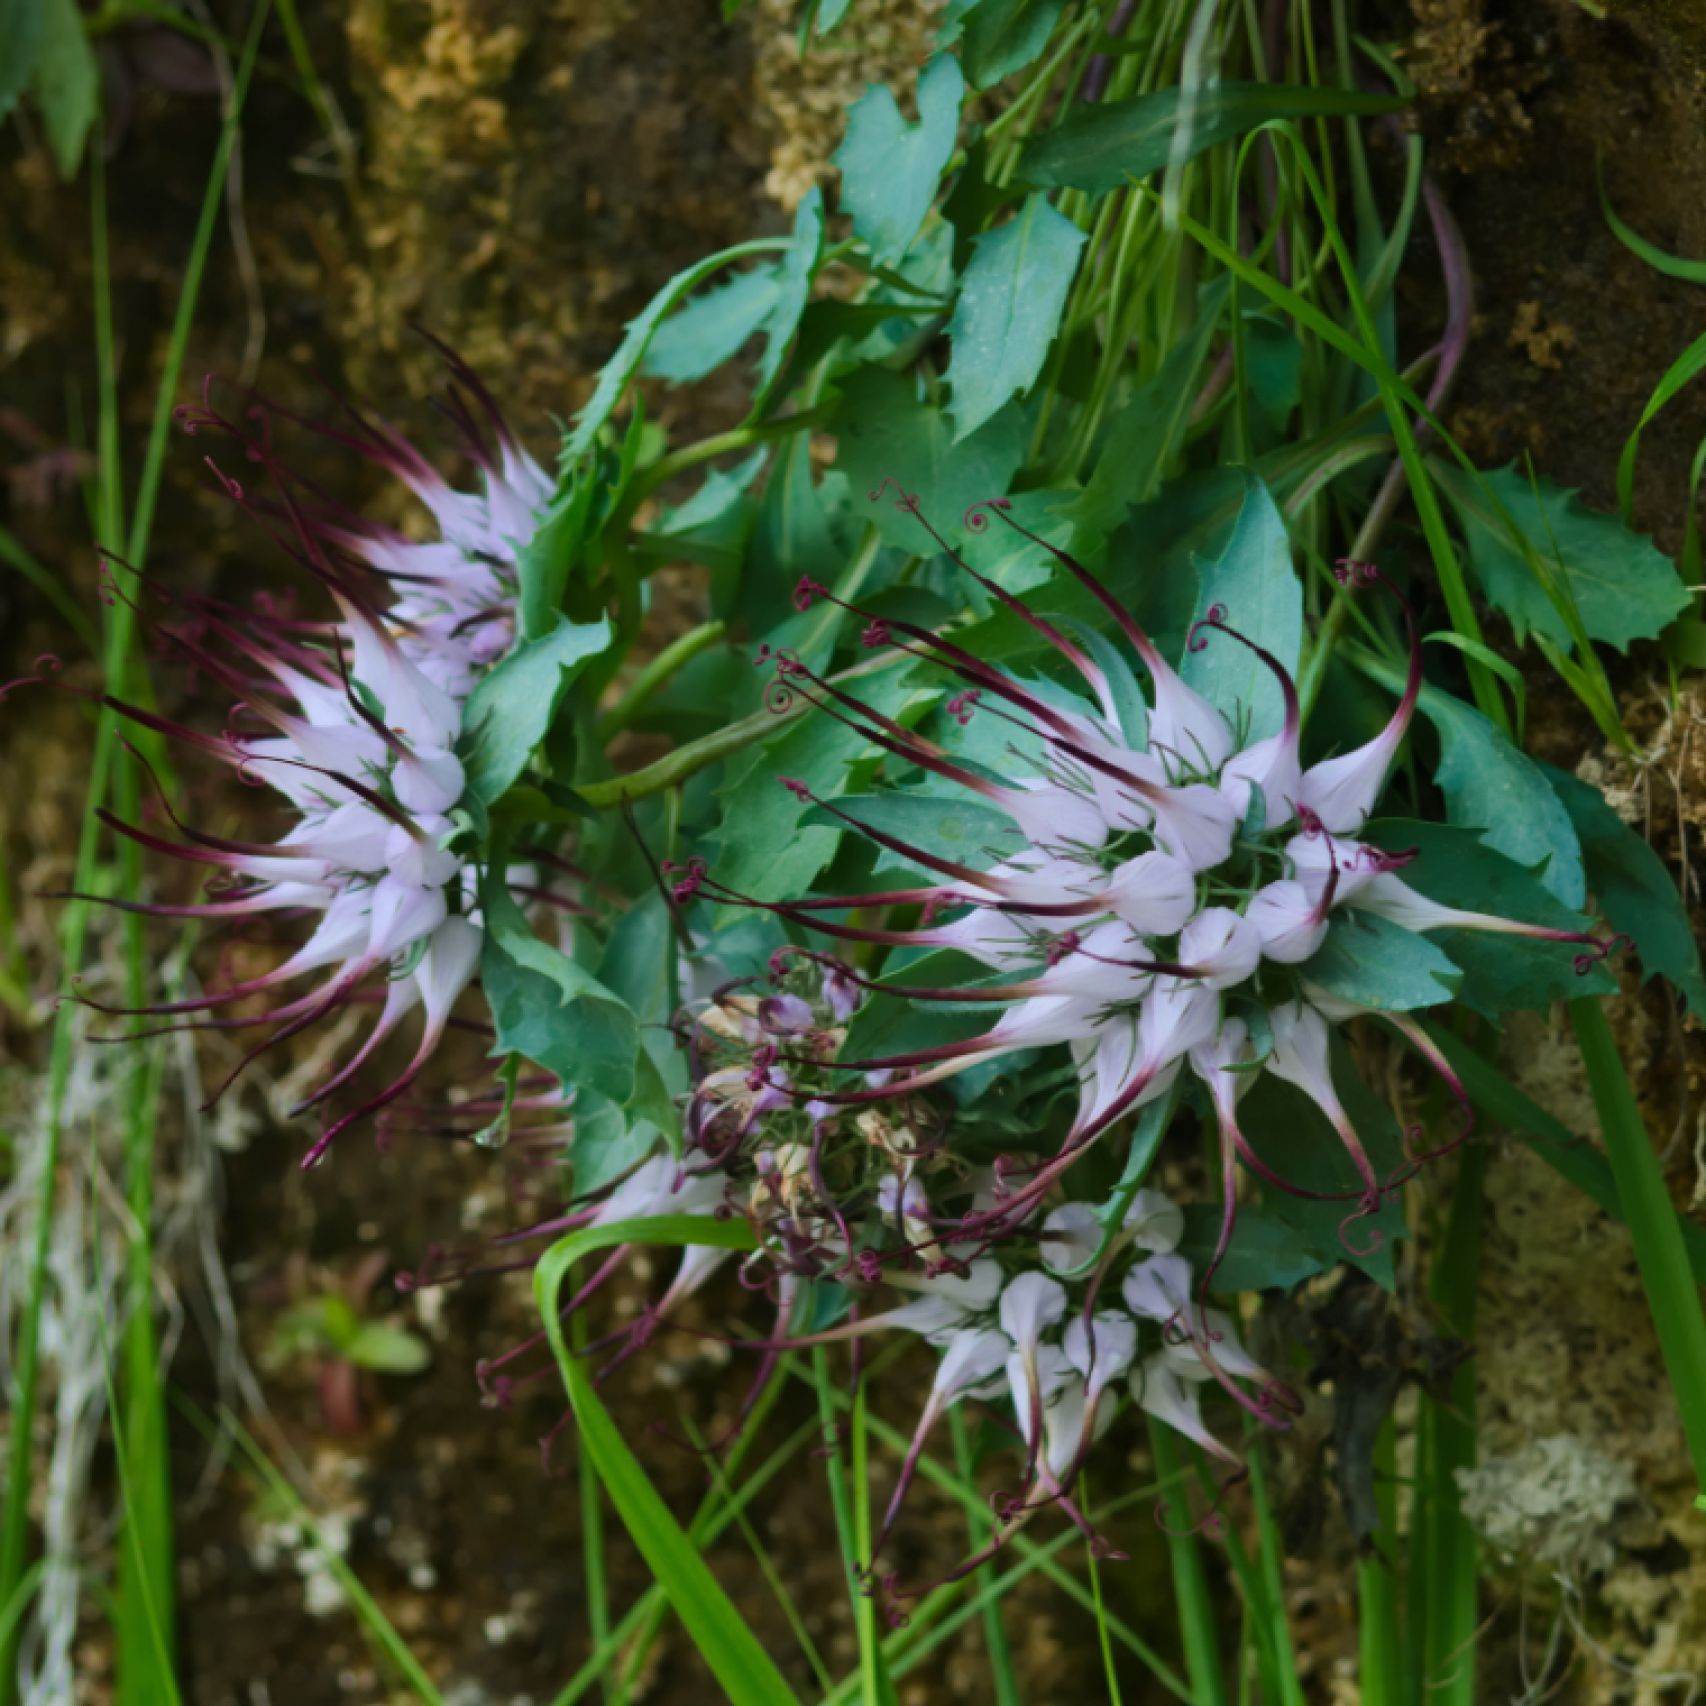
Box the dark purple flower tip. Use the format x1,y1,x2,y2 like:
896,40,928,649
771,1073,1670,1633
961,496,1012,533
946,688,981,725
793,576,825,612
779,776,812,801
867,476,920,514
1333,556,1380,587
860,619,890,649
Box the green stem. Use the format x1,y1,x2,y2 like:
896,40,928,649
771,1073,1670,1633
1570,998,1706,1488
577,640,903,809
1148,1421,1230,1706
948,1408,1021,1706
1416,1143,1483,1706
596,620,726,741
1355,1421,1401,1706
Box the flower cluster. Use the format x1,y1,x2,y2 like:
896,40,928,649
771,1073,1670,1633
79,363,555,1162
679,493,1618,1275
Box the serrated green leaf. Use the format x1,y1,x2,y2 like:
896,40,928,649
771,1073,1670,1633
1435,462,1689,653
1177,1205,1329,1294
833,366,1025,551
535,1218,800,1706
643,270,782,385
945,193,1086,441
802,790,1021,874
480,880,638,1108
1180,472,1300,740
1302,911,1462,1011
33,0,96,179
459,614,613,806
0,0,44,127
1542,765,1706,1021
1418,684,1585,907
343,1323,432,1376
958,0,1066,88
1360,818,1611,1014
562,238,789,467
712,663,920,903
642,189,824,402
833,54,964,264
1017,82,1405,192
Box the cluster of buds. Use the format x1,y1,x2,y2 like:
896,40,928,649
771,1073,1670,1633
70,359,556,1162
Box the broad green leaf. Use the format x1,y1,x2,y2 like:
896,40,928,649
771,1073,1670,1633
955,487,1077,598
562,238,789,466
1180,472,1300,740
459,613,613,805
746,433,849,628
946,193,1086,441
833,54,964,264
1301,912,1461,1011
1177,1205,1329,1294
481,880,639,1107
1542,765,1706,1020
642,189,824,400
959,0,1067,91
643,270,782,384
33,0,95,179
838,949,1014,1069
1434,462,1689,653
535,1218,801,1706
833,366,1025,551
802,791,1021,873
517,469,597,640
711,662,919,903
1360,818,1612,1013
0,0,43,126
566,1088,666,1193
1418,684,1585,907
1018,82,1406,192
1240,1044,1408,1288
343,1323,432,1376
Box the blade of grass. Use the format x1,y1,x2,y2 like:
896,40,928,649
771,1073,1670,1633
792,1361,1192,1701
1597,149,1706,284
552,1396,818,1706
569,1289,617,1706
810,1348,898,1706
946,1407,1021,1706
680,1415,835,1697
0,16,268,1697
1244,1440,1305,1706
1147,1420,1230,1706
1080,1472,1124,1706
1355,1420,1401,1706
1570,998,1706,1489
1414,1143,1483,1705
534,1216,802,1706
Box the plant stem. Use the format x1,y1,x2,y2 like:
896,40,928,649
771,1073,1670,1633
1570,998,1706,1488
1148,1420,1230,1706
596,620,726,740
